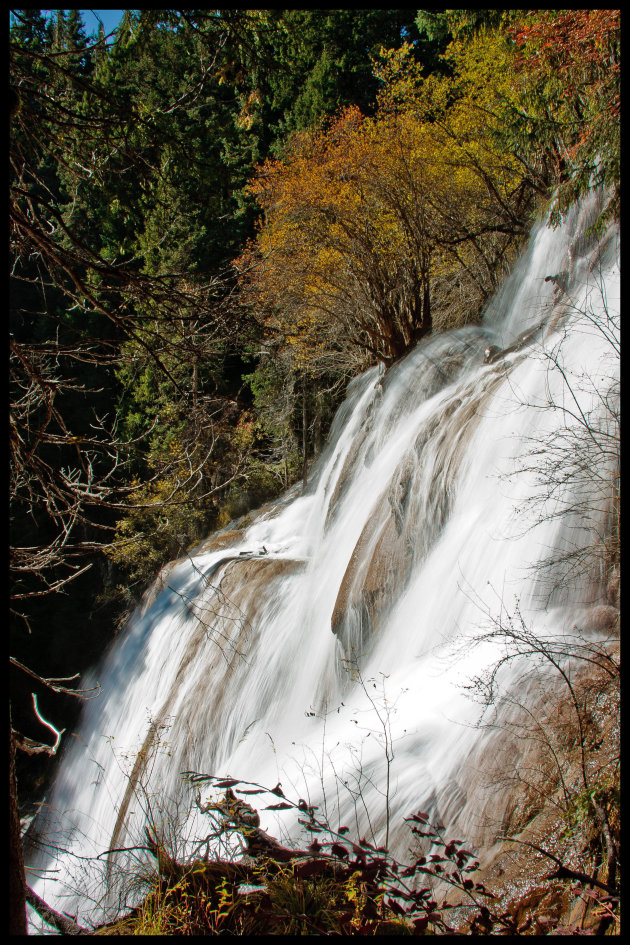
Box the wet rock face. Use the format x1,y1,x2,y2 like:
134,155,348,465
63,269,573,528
325,328,493,533
484,344,501,363
329,444,427,654
440,649,619,935
139,559,181,616
567,602,619,635
606,567,620,606
217,556,305,618
330,367,510,655
388,452,416,535
194,529,248,555
330,506,401,653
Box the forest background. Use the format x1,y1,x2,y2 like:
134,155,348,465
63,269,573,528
10,8,619,810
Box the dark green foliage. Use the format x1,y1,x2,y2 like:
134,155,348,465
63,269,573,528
262,9,421,142
10,8,49,49
415,9,506,44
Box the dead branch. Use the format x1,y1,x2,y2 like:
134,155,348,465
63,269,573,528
25,884,89,935
498,836,617,895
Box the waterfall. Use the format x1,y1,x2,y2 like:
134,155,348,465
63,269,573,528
26,192,619,929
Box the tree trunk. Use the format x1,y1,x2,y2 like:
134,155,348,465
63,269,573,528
313,390,322,457
422,274,432,336
9,707,27,935
25,885,88,936
192,357,198,413
302,372,308,492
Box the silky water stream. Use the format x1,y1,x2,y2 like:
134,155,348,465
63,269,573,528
26,193,619,928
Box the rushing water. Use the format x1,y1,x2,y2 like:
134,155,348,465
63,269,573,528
26,192,619,929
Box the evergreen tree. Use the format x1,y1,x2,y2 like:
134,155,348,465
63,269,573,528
10,8,49,49
64,8,90,71
261,9,422,141
93,21,108,71
49,9,65,51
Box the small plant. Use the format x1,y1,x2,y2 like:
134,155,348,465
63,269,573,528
340,656,401,850
170,773,518,934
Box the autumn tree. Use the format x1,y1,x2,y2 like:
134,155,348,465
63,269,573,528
241,107,420,368
241,7,621,374
508,10,620,228
240,34,535,368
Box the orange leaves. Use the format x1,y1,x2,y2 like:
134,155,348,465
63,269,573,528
249,106,370,237
239,26,544,364
509,9,619,219
241,106,424,362
242,105,443,360
510,10,619,82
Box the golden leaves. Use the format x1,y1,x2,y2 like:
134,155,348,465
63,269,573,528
240,27,534,363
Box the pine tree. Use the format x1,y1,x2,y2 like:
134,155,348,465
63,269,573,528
93,21,108,72
50,9,66,51
10,9,49,50
64,8,90,73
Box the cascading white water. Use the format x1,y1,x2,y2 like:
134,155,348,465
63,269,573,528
26,191,619,930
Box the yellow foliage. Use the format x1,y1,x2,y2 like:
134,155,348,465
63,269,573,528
373,41,429,115
240,27,532,364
